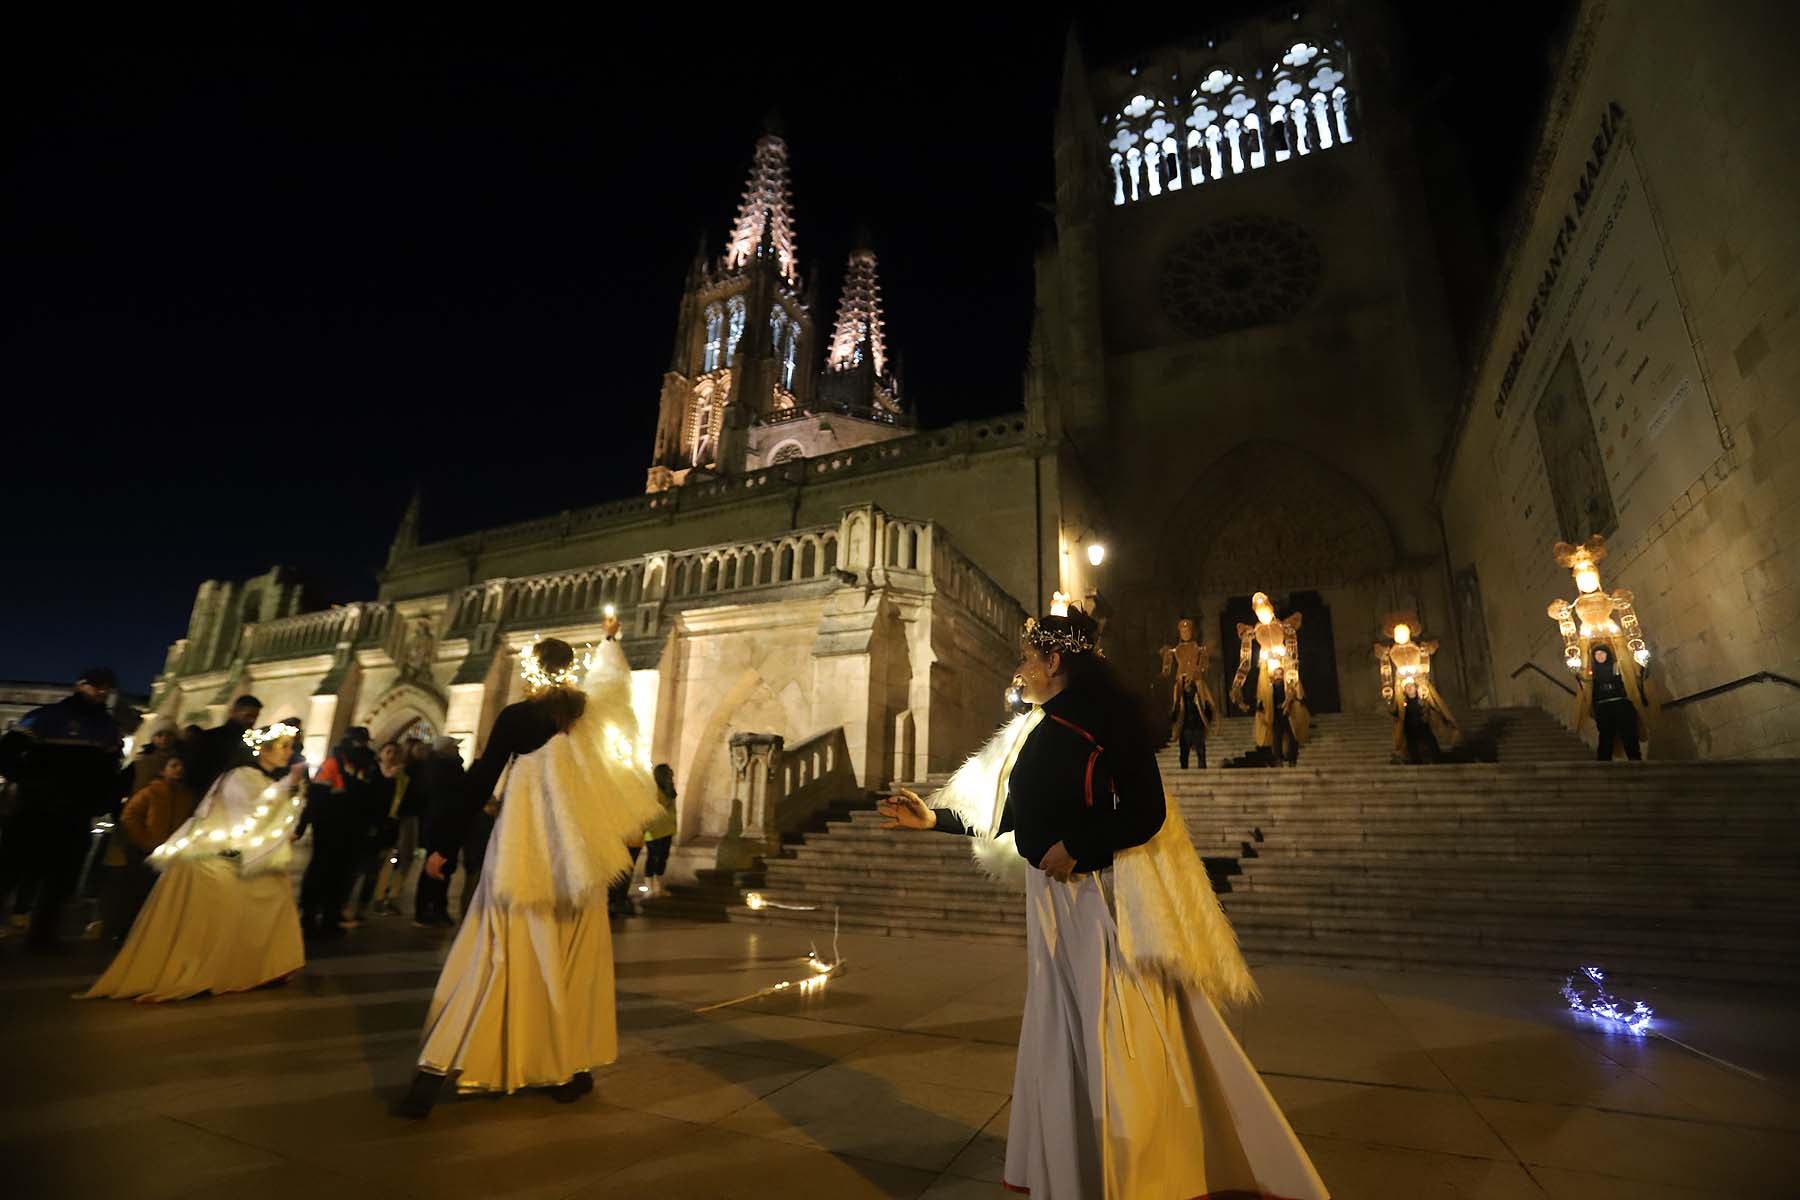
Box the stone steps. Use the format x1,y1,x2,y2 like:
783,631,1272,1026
712,706,1800,986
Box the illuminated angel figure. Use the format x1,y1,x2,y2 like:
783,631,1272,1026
1546,536,1656,760
397,614,664,1117
1233,592,1309,763
1374,617,1458,763
1160,617,1219,769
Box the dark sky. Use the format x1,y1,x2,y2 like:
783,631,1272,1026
3,5,1571,693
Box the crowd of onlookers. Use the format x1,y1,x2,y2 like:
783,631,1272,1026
0,678,492,947
2,671,682,950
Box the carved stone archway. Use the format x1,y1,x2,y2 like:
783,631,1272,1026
1107,440,1402,723
360,683,449,746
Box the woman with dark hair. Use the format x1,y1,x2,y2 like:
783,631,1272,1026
880,605,1326,1200
396,620,663,1118
642,763,678,899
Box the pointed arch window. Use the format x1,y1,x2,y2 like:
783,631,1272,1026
725,296,747,365
702,304,724,372
781,322,798,390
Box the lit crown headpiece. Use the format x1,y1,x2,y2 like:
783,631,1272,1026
1022,611,1098,657
1553,534,1609,573
242,721,301,750
519,638,595,690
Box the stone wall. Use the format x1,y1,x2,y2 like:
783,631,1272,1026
1440,0,1800,756
149,504,1026,880
1038,10,1468,715
379,414,1050,618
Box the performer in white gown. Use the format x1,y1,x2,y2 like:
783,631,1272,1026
396,621,663,1117
880,605,1329,1200
81,723,308,1003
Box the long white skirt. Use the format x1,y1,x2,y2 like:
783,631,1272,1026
416,866,618,1094
80,857,304,1003
1004,869,1329,1200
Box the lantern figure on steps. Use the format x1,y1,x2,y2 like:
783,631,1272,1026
1232,592,1308,766
1160,617,1219,769
1374,616,1458,763
1545,536,1657,760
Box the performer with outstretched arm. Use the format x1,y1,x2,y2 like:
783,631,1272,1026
879,604,1328,1200
395,617,663,1117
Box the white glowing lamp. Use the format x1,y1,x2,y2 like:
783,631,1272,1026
1049,591,1071,617
744,892,767,910
603,603,617,619
1085,542,1106,567
1633,647,1650,667
1392,623,1411,645
209,830,227,843
1566,654,1583,670
1575,566,1602,594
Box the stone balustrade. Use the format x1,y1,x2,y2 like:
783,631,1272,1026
415,415,1030,559
246,603,396,661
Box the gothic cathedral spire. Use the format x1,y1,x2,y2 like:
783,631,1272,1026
646,135,816,493
725,135,799,282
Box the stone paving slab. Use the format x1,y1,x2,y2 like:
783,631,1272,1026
2,915,1797,1199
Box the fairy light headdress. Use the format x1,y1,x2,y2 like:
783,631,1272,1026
519,637,595,690
1022,607,1099,657
242,721,300,750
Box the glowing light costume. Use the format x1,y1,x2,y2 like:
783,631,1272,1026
1374,616,1457,757
416,638,664,1093
1545,536,1658,746
1159,617,1220,744
1232,592,1310,750
926,684,1325,1198
82,760,306,1001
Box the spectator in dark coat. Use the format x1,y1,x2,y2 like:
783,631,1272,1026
297,726,373,937
186,695,263,800
411,736,466,927
0,668,124,948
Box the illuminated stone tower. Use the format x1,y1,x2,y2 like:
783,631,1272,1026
647,135,818,492
815,246,903,419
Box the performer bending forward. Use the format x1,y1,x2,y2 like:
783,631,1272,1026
82,722,308,1002
880,605,1328,1200
396,621,662,1117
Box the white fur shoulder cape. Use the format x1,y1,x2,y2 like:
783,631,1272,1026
933,712,1259,1007
485,639,666,910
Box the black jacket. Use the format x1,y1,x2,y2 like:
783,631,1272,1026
427,701,559,858
934,686,1166,874
0,693,121,817
187,720,256,799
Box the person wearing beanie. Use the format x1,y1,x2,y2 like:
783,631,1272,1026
0,667,124,947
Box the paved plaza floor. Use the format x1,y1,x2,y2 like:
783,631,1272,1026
3,915,1797,1199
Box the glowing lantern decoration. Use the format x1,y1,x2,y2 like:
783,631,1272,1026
1546,536,1658,734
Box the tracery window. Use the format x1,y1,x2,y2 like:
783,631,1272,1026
781,321,798,390
1106,40,1352,207
725,296,747,365
701,303,724,372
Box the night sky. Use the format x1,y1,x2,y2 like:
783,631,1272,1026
3,6,1570,694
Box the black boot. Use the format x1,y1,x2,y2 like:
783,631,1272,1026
393,1070,443,1119
548,1071,594,1103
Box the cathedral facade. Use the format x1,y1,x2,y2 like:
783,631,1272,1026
146,0,1800,886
